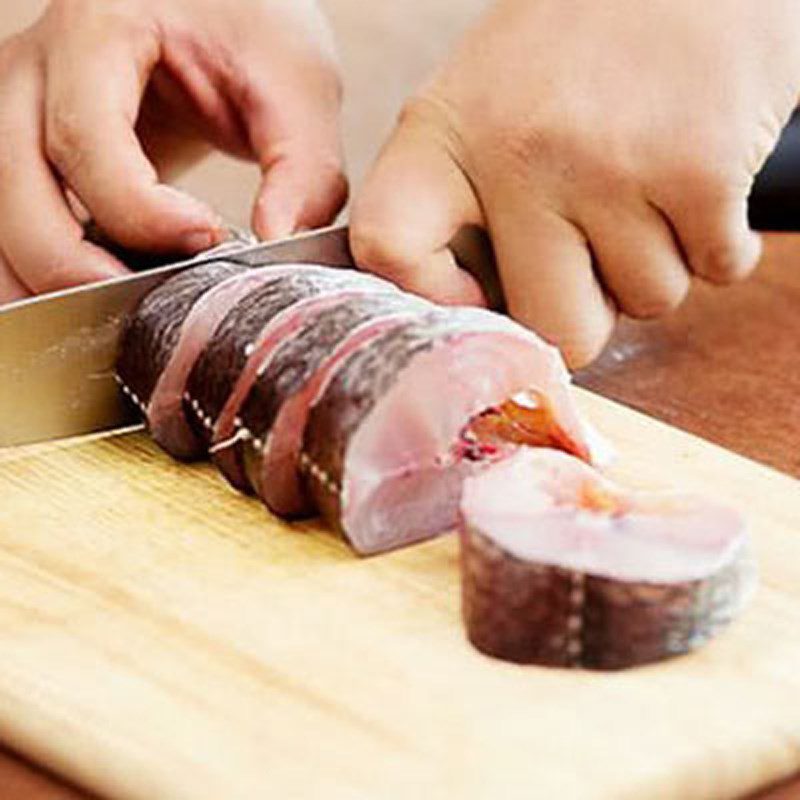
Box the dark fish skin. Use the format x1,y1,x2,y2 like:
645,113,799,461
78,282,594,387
184,270,336,451
301,310,456,536
185,268,400,449
184,269,400,491
460,524,756,670
238,292,425,510
116,261,245,413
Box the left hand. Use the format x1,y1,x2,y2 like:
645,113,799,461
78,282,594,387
0,0,347,303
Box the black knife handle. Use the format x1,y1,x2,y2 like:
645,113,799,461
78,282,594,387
749,110,800,231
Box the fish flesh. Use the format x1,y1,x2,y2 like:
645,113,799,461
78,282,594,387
459,448,754,669
302,306,594,554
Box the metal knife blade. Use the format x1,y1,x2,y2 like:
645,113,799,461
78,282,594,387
0,225,355,448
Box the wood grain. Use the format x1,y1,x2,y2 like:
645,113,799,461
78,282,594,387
0,391,799,800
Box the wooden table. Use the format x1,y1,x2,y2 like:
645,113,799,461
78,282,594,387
1,1,799,797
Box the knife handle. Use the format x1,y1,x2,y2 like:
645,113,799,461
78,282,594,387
749,110,800,231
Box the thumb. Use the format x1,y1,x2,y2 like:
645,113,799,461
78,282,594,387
350,111,487,307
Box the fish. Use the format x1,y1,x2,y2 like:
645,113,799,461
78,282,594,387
302,307,594,554
459,448,755,669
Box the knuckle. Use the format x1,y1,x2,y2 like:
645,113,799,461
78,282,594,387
349,219,415,277
658,151,733,202
42,0,92,33
623,283,688,320
622,300,660,322
26,252,79,294
660,279,690,312
396,95,445,131
327,172,349,217
319,160,349,210
562,331,611,369
500,120,636,199
692,238,755,285
42,0,157,61
396,93,464,155
312,57,344,107
496,119,561,174
509,304,614,369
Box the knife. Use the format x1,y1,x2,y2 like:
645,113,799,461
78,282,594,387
2,112,800,449
0,225,356,448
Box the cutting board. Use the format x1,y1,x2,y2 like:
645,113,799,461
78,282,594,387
1,389,799,800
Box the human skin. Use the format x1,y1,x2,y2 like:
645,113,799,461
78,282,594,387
0,0,346,302
350,0,800,366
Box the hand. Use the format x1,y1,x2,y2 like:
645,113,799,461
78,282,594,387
351,0,800,366
0,0,346,303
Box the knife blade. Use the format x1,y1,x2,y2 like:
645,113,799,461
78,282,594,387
0,225,356,448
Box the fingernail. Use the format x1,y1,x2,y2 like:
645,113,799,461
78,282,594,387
183,230,217,253
267,211,297,240
256,196,299,240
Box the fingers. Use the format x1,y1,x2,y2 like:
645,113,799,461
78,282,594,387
484,192,617,368
43,11,224,254
0,252,30,306
350,116,487,306
0,61,127,295
580,200,691,319
244,74,347,240
252,151,348,239
234,5,348,239
656,179,762,285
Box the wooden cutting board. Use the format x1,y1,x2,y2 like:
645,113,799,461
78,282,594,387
0,389,799,800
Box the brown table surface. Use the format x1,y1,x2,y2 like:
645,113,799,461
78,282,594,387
2,1,800,798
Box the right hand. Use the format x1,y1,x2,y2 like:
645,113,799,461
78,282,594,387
0,0,346,304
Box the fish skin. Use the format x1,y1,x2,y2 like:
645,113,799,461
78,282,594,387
116,261,245,419
239,291,427,516
199,270,401,492
185,268,341,454
460,523,756,670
